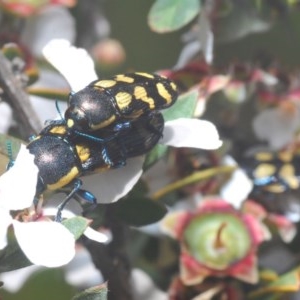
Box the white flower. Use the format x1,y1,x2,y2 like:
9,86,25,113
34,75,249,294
131,269,167,300
29,69,68,124
42,39,98,92
0,38,222,268
81,156,144,204
0,265,42,292
161,118,222,149
13,220,75,267
64,246,103,288
0,208,12,249
19,6,76,125
220,156,253,208
0,145,38,210
41,39,222,203
22,6,76,58
0,102,13,134
252,106,300,150
0,145,74,266
44,208,111,244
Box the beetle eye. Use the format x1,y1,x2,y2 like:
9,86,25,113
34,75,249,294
65,107,89,130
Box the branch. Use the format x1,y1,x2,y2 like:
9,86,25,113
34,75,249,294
0,52,42,139
82,206,133,300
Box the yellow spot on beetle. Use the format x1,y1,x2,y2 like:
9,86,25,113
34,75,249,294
157,82,172,105
134,86,155,109
67,119,75,128
279,163,299,189
115,92,133,110
171,82,177,91
254,152,273,161
50,126,67,135
47,166,79,190
278,151,293,162
126,109,143,118
265,184,286,193
115,74,134,83
94,80,117,88
135,72,154,79
254,163,276,179
90,115,116,130
76,145,90,163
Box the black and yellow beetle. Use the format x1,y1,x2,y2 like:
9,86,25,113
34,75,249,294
64,72,178,132
27,112,164,208
242,149,300,193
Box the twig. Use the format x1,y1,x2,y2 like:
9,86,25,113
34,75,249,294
82,206,133,300
0,52,42,139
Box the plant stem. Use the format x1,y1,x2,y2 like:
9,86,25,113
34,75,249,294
0,52,42,139
83,205,133,300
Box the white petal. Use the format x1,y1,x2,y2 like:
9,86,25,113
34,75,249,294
131,269,167,300
142,160,172,194
43,207,111,243
252,107,300,150
42,39,98,92
0,208,12,249
64,247,103,287
13,220,75,267
84,227,112,244
220,156,253,208
82,156,144,204
0,265,42,292
198,10,214,64
174,40,201,69
43,207,76,219
0,145,38,210
161,118,222,149
0,102,13,134
30,69,69,123
22,7,76,58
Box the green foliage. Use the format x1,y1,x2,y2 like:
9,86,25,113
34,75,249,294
0,227,32,272
115,195,167,227
162,90,198,121
148,0,201,33
0,268,75,300
249,268,300,299
62,217,90,240
214,1,271,43
72,283,108,300
114,181,167,226
27,87,69,102
144,90,198,169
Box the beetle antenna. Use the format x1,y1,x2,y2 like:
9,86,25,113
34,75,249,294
6,141,14,170
74,130,117,143
55,100,65,122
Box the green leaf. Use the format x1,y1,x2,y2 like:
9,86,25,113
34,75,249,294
62,217,90,240
72,283,108,300
162,90,198,121
249,268,300,299
1,44,25,62
1,44,40,85
143,143,168,170
1,268,75,300
116,196,167,226
144,90,198,169
27,87,69,101
0,227,32,272
214,1,271,43
148,0,201,33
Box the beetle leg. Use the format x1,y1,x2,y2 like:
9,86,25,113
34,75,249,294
55,179,83,222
